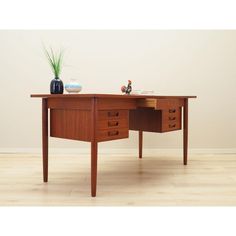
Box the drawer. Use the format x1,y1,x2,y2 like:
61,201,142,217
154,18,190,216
97,109,129,141
98,110,128,120
97,118,128,130
129,108,182,133
97,128,129,142
161,107,181,132
137,98,184,110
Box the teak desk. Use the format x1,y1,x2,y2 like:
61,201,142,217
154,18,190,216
31,94,196,197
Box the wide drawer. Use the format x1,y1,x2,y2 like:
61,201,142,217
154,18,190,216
137,98,184,110
97,128,129,142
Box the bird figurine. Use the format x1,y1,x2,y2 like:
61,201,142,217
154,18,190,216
121,80,132,95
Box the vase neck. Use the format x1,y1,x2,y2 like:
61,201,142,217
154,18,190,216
55,77,60,80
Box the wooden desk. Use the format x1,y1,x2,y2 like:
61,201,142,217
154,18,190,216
31,94,196,197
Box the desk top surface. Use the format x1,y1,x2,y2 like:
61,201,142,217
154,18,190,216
31,94,196,99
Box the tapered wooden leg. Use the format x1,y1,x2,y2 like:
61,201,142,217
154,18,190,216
91,141,98,197
42,98,48,182
139,131,143,159
183,99,188,165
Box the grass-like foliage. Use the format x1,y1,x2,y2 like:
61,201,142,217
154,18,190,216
43,46,63,78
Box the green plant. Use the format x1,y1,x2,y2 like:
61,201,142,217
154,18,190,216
44,46,63,78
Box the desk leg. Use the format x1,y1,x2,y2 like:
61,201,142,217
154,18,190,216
91,141,98,197
183,99,188,165
42,98,48,182
139,131,143,159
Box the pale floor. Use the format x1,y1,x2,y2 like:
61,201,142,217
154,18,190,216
0,153,236,206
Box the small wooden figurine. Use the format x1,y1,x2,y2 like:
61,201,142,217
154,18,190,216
121,80,132,95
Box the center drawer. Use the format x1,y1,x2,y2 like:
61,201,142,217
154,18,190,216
137,98,184,110
97,110,129,142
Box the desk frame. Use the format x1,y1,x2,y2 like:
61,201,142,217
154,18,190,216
32,94,196,197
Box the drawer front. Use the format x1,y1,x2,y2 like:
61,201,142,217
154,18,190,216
162,107,181,132
98,110,128,120
97,109,129,141
97,118,128,130
97,128,129,142
137,98,184,110
156,99,184,110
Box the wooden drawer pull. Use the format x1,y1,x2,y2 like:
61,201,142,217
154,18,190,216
108,130,119,136
108,111,119,117
169,116,176,121
169,124,176,128
169,109,176,113
108,121,119,127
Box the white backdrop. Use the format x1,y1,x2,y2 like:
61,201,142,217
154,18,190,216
0,30,235,152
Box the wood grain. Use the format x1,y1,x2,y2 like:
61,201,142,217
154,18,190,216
129,109,162,132
183,99,188,165
137,98,184,110
97,98,137,110
139,131,143,159
97,119,128,130
50,109,91,141
161,108,181,132
31,94,197,99
98,110,128,120
42,98,48,182
155,98,184,110
97,128,129,142
91,98,98,197
129,108,182,133
47,98,92,110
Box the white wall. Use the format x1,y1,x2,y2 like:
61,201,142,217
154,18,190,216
0,30,235,151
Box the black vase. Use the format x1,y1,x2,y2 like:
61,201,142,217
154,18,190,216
50,77,64,94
